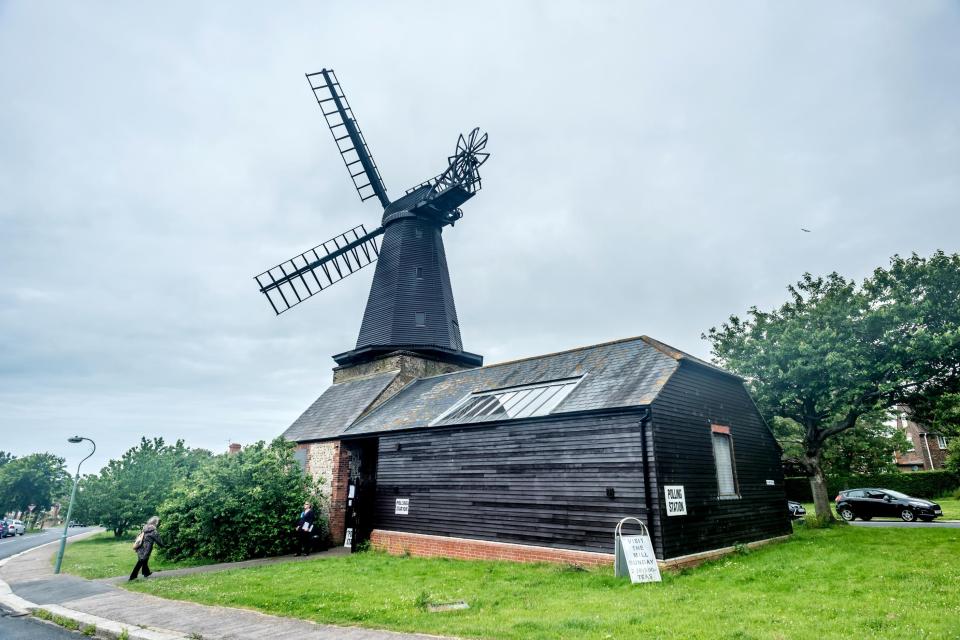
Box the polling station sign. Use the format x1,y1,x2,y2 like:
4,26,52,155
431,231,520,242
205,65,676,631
664,485,687,516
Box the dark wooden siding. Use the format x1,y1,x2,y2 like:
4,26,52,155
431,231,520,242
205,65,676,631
651,362,792,559
373,409,657,555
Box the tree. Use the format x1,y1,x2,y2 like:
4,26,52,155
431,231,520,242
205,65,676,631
706,252,960,520
0,453,69,513
946,441,960,473
905,392,960,439
0,451,14,467
773,412,909,477
73,438,210,536
158,438,324,562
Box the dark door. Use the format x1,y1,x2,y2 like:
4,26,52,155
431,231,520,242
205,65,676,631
344,438,379,549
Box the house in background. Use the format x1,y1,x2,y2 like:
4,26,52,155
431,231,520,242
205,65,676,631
892,408,951,472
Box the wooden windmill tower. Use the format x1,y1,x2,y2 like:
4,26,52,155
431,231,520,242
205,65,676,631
255,69,489,370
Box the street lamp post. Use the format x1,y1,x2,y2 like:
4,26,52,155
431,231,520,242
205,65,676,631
54,436,96,574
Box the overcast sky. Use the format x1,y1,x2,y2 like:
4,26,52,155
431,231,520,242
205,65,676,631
1,2,958,472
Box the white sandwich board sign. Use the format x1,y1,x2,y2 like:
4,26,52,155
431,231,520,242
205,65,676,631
614,517,661,584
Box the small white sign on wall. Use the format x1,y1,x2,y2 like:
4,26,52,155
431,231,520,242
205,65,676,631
664,485,687,516
395,498,410,515
344,528,353,548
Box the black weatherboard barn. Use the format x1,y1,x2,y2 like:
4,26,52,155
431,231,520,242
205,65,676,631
285,336,791,564
259,68,790,565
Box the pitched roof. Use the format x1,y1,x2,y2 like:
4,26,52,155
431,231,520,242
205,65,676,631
344,335,719,436
281,370,399,442
283,335,738,441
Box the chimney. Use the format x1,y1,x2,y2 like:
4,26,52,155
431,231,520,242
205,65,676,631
228,443,242,455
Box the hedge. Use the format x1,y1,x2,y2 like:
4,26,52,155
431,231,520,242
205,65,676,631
785,470,960,502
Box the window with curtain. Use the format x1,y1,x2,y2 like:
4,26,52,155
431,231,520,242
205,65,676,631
712,431,738,497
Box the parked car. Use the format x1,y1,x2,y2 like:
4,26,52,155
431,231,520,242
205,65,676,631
835,488,943,522
787,501,806,519
0,520,8,538
9,519,25,535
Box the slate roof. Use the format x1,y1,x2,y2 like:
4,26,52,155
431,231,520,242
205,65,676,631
283,335,738,442
343,335,733,436
282,370,399,442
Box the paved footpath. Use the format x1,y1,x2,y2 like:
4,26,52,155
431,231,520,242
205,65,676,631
0,532,451,640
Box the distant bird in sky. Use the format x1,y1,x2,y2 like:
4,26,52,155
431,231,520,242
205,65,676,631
801,228,811,233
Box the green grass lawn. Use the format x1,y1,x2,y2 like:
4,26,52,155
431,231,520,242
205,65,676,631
59,531,211,579
124,524,960,640
936,497,960,520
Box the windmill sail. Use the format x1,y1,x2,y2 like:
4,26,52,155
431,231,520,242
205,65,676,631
255,224,384,315
307,69,390,207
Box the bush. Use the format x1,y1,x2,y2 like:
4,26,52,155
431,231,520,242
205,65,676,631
785,470,960,501
158,438,327,562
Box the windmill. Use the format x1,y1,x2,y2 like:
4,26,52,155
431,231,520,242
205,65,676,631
255,69,489,367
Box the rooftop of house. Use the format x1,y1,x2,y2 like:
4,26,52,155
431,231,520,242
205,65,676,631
283,335,738,442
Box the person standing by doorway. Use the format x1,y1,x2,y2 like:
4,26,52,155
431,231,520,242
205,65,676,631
130,516,162,580
295,502,316,556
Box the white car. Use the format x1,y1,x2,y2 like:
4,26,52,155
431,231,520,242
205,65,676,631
3,519,25,536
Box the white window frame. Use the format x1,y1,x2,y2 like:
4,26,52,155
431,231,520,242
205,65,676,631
711,425,740,499
937,435,948,450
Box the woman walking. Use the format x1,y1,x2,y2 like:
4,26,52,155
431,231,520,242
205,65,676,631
129,516,162,580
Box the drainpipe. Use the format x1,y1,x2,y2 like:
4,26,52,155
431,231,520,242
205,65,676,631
921,433,935,470
638,408,656,556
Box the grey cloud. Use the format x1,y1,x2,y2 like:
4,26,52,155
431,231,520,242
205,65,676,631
1,1,958,470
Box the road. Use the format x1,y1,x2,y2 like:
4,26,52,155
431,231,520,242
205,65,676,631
0,608,89,639
850,520,960,528
0,526,97,561
0,526,99,638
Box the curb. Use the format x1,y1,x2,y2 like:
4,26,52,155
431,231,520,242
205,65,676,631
0,531,189,640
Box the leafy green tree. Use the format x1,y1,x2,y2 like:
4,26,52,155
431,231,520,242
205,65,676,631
773,413,909,477
946,441,960,473
906,393,960,439
0,451,14,467
158,438,324,562
0,453,69,513
73,438,210,536
706,252,960,520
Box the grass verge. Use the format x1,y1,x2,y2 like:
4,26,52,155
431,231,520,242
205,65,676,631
936,497,960,520
58,531,211,579
125,524,960,640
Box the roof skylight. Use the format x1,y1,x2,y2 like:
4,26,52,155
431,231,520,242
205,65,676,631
433,377,583,426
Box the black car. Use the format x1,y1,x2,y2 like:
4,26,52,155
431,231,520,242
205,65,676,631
0,520,8,538
835,488,943,522
787,501,807,519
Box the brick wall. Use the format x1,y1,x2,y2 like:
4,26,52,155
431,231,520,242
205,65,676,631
370,529,790,572
332,351,473,385
370,529,614,567
327,441,351,545
295,440,351,544
296,441,335,500
895,416,950,471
